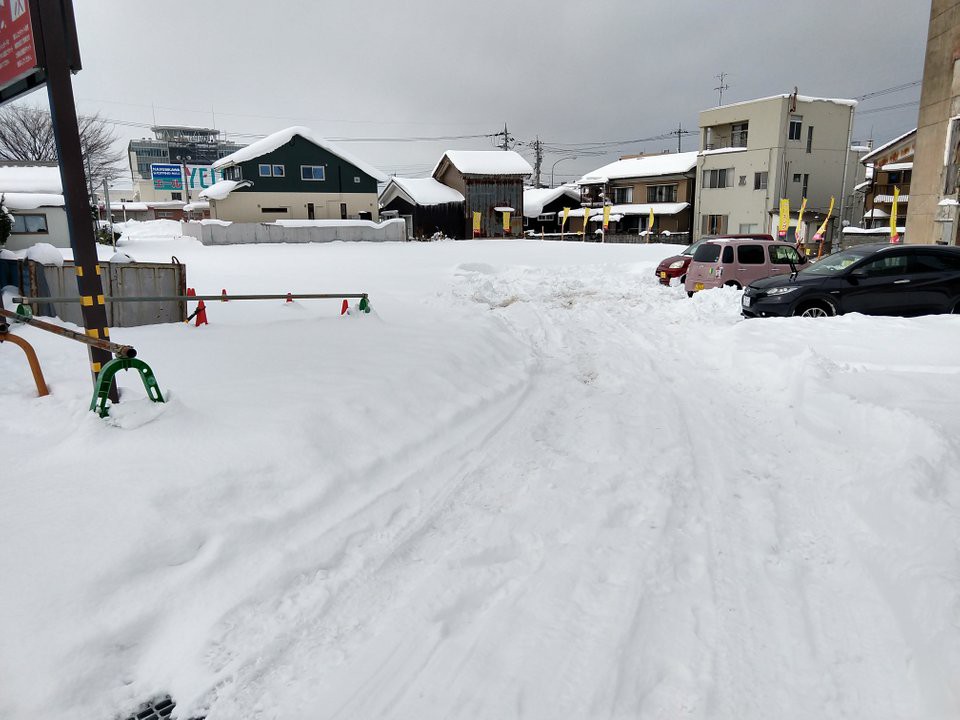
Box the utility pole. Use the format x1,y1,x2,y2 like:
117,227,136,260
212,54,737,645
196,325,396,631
533,136,543,186
668,122,688,153
496,122,513,151
714,72,729,106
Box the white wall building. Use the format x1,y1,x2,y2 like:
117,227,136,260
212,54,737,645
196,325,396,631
695,92,865,247
0,164,69,251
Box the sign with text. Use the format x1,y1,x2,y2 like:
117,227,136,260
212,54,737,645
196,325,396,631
0,0,37,90
186,165,221,192
151,163,183,191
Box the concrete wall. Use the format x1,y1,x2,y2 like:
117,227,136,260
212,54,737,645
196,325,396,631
181,218,407,245
906,0,960,244
208,190,380,223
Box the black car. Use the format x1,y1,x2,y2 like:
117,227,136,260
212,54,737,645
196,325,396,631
741,243,960,318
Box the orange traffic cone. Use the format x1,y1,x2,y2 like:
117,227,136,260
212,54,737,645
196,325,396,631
195,299,208,326
341,299,349,315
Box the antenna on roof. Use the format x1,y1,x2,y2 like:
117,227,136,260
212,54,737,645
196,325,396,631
714,72,729,106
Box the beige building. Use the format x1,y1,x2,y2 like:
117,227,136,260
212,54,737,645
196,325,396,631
859,129,915,232
696,92,864,250
905,0,960,245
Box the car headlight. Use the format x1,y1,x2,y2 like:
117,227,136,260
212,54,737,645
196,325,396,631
668,260,685,269
765,286,800,296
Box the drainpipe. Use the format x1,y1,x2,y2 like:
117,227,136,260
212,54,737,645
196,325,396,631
836,105,855,248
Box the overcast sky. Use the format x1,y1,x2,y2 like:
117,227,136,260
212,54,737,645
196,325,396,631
34,0,932,185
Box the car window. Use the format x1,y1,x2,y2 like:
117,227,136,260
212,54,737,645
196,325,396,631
737,244,765,264
722,245,734,263
769,244,801,265
910,252,960,273
693,243,721,262
856,254,909,277
681,240,705,257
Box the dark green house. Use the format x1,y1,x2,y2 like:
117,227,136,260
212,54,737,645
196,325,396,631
202,126,386,223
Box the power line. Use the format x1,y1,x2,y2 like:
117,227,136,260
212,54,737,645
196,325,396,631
857,100,920,116
855,80,922,102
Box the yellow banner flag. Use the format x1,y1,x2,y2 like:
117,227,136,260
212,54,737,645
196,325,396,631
813,196,834,241
603,204,611,231
795,197,807,244
561,207,570,229
503,211,511,235
472,211,481,237
890,187,901,243
582,208,590,235
778,199,790,238
648,207,655,234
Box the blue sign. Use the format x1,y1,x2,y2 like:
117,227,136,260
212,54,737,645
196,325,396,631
151,163,183,191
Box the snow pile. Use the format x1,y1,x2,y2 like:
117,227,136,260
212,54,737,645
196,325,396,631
1,236,959,720
379,177,465,207
272,218,405,229
2,192,64,209
212,126,387,182
115,219,184,240
0,165,62,193
434,150,533,177
109,251,134,263
23,241,64,266
579,151,698,184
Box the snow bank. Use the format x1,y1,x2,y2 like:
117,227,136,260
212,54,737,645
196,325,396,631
1,236,959,720
24,242,64,266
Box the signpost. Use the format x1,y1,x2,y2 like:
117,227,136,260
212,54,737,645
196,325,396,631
0,1,116,399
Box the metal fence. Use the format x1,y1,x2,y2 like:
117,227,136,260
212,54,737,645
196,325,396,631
0,258,186,327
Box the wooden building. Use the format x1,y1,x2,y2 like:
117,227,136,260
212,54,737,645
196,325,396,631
859,128,915,230
432,151,533,238
379,177,465,239
522,186,582,234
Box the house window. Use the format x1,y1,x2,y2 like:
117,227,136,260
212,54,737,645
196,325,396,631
702,214,728,235
704,168,732,189
11,213,48,233
301,165,326,181
646,184,675,203
789,115,803,141
612,186,634,204
888,171,902,185
272,164,285,177
171,192,182,201
259,164,272,177
793,173,802,183
802,173,809,198
731,122,748,148
739,223,759,233
223,166,242,181
260,207,289,213
806,126,814,153
537,213,555,221
754,171,768,190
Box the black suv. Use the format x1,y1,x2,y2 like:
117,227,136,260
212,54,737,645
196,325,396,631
741,243,960,318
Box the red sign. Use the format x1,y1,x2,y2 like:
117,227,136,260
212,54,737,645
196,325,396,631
0,0,36,90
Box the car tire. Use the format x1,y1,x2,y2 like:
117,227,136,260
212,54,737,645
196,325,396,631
723,281,742,289
687,291,694,298
794,301,834,318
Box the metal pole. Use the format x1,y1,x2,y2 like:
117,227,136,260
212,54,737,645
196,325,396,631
102,179,113,247
15,292,370,303
38,0,116,398
0,308,135,357
836,105,855,252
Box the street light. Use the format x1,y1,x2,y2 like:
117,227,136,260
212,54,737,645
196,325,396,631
176,154,192,203
551,156,578,187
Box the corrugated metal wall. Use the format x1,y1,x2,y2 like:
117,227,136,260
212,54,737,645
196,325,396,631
464,179,524,238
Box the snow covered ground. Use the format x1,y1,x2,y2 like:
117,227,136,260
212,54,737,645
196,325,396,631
2,226,959,720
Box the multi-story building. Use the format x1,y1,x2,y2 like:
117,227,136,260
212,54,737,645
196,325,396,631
859,129,915,230
905,0,960,245
127,126,244,203
695,92,864,249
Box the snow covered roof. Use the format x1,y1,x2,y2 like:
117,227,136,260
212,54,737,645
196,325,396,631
432,150,533,178
147,201,186,209
880,162,913,172
3,192,64,210
0,165,62,194
873,194,909,204
199,179,252,200
578,152,698,184
379,177,464,207
106,202,149,211
854,180,871,192
698,146,749,157
567,202,689,218
212,126,387,182
522,186,580,218
861,128,917,164
844,225,904,234
711,93,858,112
182,201,210,212
864,208,890,218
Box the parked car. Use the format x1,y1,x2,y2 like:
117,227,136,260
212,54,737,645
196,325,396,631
655,239,705,285
684,235,805,295
741,243,960,318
